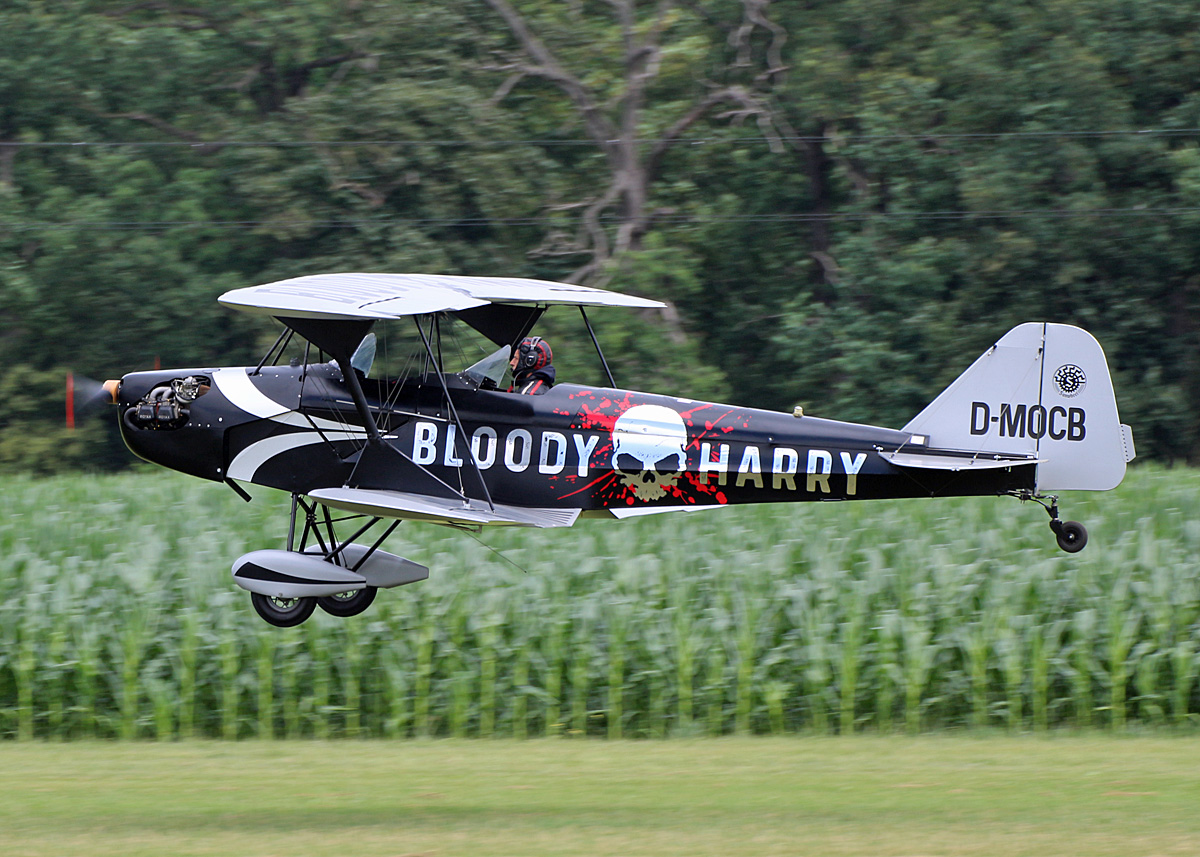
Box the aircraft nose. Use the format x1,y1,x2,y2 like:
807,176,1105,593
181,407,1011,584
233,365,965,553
103,379,121,404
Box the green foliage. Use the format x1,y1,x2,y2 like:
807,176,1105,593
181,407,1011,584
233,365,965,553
0,466,1196,740
3,0,1200,466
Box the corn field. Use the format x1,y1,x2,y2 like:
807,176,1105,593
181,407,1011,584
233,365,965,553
0,467,1197,739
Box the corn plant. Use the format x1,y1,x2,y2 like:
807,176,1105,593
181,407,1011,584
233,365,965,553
0,467,1198,739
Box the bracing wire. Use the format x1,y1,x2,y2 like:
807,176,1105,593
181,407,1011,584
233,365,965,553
465,530,532,575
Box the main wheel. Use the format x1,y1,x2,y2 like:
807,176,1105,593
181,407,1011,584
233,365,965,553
1055,520,1088,553
251,592,317,627
317,586,377,618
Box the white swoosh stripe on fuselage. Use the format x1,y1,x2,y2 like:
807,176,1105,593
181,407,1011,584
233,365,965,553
227,430,368,482
212,368,368,434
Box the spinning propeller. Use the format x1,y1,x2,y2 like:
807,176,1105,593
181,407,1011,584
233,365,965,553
65,371,120,429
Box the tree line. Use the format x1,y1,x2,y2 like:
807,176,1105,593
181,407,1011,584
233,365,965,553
3,0,1200,471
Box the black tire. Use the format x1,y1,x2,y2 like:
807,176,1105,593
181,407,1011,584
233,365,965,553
1055,520,1088,553
317,586,377,618
251,592,317,627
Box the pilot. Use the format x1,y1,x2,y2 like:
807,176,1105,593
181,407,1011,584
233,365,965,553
509,336,555,395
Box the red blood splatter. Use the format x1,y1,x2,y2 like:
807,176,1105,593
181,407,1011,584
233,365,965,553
552,395,750,508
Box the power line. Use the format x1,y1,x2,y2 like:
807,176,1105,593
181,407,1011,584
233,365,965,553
5,207,1199,232
4,128,1200,150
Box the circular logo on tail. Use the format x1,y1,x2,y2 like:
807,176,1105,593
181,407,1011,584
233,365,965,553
1053,364,1087,398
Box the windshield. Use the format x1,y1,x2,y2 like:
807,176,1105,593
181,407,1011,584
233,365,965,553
350,333,377,377
458,344,511,390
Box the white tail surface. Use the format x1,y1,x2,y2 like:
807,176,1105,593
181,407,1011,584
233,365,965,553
903,323,1134,491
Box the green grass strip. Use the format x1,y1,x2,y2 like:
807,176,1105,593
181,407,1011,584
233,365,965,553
2,738,1199,856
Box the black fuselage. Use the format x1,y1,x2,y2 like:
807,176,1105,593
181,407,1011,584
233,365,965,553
117,363,1035,510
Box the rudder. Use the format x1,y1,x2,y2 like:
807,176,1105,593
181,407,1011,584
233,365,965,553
903,323,1135,491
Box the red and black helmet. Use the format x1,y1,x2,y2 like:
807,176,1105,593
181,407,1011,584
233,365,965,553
515,336,553,371
516,336,552,369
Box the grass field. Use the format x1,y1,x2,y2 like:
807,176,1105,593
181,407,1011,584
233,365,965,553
3,737,1199,856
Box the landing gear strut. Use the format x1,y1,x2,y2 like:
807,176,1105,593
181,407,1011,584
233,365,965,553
232,494,427,626
1014,491,1088,553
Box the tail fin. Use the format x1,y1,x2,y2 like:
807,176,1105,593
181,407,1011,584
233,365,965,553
903,323,1135,491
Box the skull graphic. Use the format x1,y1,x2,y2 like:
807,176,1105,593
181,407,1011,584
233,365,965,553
611,404,689,501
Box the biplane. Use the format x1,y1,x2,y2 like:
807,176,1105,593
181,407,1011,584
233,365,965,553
104,273,1136,626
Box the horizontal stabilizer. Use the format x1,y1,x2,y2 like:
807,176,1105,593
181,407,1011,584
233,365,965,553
883,451,1043,472
308,487,581,529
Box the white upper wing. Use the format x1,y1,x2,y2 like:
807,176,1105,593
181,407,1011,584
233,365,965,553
219,272,665,320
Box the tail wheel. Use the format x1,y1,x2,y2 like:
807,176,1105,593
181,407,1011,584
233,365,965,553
1021,493,1089,554
1054,520,1088,553
251,593,317,627
317,586,377,618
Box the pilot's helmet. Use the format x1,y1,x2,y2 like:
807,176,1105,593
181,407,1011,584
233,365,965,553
516,336,553,371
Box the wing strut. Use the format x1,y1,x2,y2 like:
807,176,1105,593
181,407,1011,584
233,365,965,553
414,316,496,511
335,352,384,444
579,306,616,388
252,327,295,376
